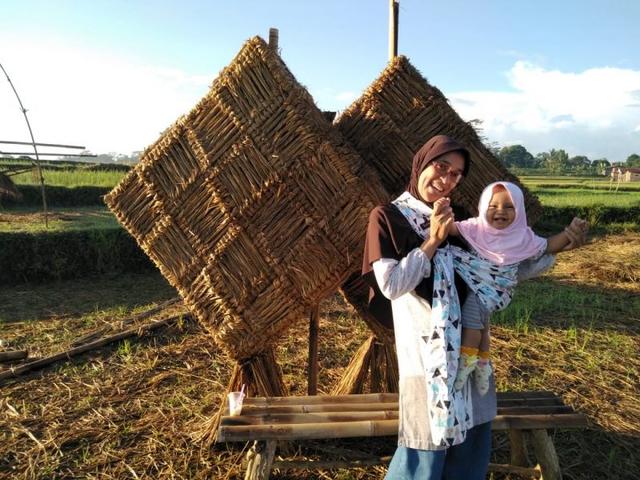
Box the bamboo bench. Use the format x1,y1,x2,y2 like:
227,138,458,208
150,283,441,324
217,391,588,480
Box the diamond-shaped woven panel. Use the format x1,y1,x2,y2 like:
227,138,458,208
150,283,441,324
335,55,542,222
106,37,385,360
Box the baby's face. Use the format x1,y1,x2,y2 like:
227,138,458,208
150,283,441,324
486,188,516,229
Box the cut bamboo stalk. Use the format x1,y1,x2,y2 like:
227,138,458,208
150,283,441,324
218,414,587,442
0,350,28,363
307,304,319,395
71,297,181,347
239,402,399,415
0,313,187,383
222,410,399,426
218,419,398,442
222,403,570,426
243,392,398,406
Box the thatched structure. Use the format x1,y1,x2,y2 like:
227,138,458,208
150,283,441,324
105,37,386,413
333,56,543,395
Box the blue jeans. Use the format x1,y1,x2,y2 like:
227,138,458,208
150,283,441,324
385,422,492,480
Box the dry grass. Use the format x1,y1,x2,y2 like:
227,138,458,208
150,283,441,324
1,233,639,479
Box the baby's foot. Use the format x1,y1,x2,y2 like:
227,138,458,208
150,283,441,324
474,360,493,396
454,354,478,390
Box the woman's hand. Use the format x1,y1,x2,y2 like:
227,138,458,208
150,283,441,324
420,198,453,257
562,217,589,251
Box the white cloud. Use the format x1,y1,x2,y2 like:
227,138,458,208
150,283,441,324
0,37,211,155
449,61,640,161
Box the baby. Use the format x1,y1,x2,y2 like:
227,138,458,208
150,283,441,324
444,181,588,394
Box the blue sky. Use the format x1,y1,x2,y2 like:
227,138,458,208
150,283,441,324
1,0,639,161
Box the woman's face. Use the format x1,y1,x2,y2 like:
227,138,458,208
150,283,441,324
417,151,466,203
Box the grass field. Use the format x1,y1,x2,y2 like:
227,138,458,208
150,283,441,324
0,207,119,233
1,233,638,479
10,169,127,188
520,176,640,208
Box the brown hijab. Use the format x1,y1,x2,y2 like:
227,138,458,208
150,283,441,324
362,135,471,329
407,135,471,202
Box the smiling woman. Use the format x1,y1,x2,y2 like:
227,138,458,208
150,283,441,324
362,135,499,479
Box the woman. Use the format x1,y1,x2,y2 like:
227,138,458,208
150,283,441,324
362,135,584,479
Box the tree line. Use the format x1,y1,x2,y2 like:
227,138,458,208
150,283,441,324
491,144,640,175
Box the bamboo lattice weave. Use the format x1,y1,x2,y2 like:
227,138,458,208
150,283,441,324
106,36,386,361
335,55,542,222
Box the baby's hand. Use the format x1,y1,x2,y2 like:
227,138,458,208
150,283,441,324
570,217,589,233
433,197,451,215
563,217,589,251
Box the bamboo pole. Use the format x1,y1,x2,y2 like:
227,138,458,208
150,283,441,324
239,402,399,415
509,429,529,467
0,350,28,363
245,440,276,480
0,313,186,383
388,0,399,60
530,429,562,480
0,152,96,157
0,63,48,227
307,304,319,395
218,419,398,442
233,402,571,417
218,414,587,442
243,392,397,406
268,28,279,51
222,410,398,426
71,297,181,347
0,140,86,149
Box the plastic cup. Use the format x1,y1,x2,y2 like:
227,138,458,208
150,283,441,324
228,391,245,416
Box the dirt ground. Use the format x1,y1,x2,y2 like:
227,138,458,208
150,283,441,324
1,233,638,479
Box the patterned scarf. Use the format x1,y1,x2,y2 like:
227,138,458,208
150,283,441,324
451,246,518,312
392,191,473,446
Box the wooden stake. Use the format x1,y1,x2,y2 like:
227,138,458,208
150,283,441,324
530,429,562,480
268,28,279,51
509,429,528,467
307,304,320,395
388,0,399,60
245,440,276,480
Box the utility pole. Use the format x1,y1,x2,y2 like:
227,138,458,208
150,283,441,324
389,0,399,60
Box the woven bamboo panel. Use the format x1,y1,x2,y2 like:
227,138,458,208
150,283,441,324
335,55,542,222
106,36,386,360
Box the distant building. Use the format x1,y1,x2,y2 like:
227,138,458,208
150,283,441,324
623,168,640,182
608,167,640,182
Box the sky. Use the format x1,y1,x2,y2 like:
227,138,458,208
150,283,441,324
1,0,639,162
